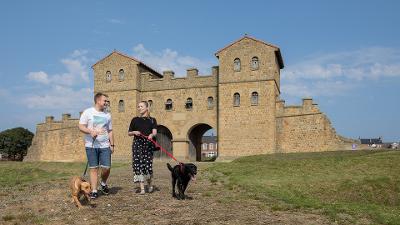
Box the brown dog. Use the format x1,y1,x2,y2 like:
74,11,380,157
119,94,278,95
70,176,91,208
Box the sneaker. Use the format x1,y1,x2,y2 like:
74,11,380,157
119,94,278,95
100,184,110,195
148,186,154,193
139,189,145,195
90,192,98,199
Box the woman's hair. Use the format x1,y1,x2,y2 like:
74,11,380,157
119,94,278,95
139,101,150,117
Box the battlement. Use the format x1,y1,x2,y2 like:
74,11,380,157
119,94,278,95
276,98,321,118
37,113,79,132
140,66,218,92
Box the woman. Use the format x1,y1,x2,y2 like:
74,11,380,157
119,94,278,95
128,101,157,194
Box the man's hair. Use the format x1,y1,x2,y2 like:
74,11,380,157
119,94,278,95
94,92,108,104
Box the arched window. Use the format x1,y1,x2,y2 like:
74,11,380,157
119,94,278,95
106,71,112,82
165,99,173,110
202,143,208,150
209,143,214,150
234,58,241,72
207,96,214,109
148,100,153,108
233,93,240,106
118,100,125,112
185,97,193,110
251,92,259,105
251,57,259,70
104,100,111,113
119,69,125,81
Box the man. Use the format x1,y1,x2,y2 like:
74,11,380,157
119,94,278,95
79,92,114,199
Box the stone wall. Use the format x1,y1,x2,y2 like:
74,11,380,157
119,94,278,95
276,99,355,153
25,114,85,162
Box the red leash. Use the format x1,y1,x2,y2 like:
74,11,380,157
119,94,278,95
137,133,183,167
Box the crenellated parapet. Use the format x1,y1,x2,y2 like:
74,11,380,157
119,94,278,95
276,98,321,118
24,113,84,162
140,66,218,92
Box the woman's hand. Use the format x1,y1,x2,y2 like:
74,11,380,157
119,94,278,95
128,131,142,136
147,134,154,140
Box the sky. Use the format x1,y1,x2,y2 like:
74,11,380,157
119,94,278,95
1,0,399,141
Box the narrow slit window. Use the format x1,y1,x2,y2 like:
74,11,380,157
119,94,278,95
251,92,259,105
233,93,240,106
185,98,193,110
118,100,125,112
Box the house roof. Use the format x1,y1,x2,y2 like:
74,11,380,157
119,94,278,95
202,136,217,143
215,35,284,69
91,50,162,77
359,138,383,144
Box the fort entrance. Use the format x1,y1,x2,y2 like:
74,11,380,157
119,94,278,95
154,125,173,159
188,123,214,161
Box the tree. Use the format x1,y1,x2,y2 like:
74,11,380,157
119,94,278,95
0,127,34,161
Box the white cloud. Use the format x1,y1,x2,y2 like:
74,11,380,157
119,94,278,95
23,86,93,110
27,71,50,84
22,50,93,110
281,47,400,100
132,44,214,76
108,18,124,24
27,49,90,86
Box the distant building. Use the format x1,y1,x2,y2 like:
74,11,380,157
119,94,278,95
359,137,383,148
201,135,218,158
359,137,383,145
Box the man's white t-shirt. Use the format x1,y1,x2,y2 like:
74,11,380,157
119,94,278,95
79,107,112,148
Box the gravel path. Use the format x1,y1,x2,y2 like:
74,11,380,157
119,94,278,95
0,161,332,225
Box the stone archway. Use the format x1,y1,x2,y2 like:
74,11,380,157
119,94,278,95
187,123,215,161
154,125,173,159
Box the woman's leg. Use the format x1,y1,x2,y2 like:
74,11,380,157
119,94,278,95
139,181,145,194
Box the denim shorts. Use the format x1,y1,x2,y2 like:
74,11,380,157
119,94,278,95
85,147,111,168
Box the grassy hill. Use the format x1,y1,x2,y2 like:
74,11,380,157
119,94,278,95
208,150,400,225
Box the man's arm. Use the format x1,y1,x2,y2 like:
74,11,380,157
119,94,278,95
108,130,114,153
79,124,98,138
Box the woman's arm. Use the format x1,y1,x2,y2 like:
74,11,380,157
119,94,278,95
128,117,141,136
128,131,141,136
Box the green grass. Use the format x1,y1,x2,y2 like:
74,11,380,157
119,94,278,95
0,161,128,187
208,150,400,225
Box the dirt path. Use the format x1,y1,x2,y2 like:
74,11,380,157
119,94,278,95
1,161,332,225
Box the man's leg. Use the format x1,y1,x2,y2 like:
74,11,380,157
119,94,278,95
99,147,112,194
101,168,110,184
89,168,98,191
86,147,99,198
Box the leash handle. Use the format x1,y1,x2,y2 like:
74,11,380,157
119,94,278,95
136,133,181,164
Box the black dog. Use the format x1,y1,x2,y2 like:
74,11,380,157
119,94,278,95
167,163,197,200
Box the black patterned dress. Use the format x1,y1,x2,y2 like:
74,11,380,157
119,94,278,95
128,116,157,182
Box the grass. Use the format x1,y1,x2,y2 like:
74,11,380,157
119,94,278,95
208,150,400,225
0,161,128,187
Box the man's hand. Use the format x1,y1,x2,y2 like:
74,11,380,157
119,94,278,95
110,145,115,154
89,129,98,138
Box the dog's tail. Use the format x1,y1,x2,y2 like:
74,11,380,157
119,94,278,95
167,163,173,171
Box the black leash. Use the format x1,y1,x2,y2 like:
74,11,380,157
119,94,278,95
83,137,96,177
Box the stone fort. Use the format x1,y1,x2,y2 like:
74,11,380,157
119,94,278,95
25,36,354,162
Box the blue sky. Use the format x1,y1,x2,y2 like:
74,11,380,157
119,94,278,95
1,0,399,141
